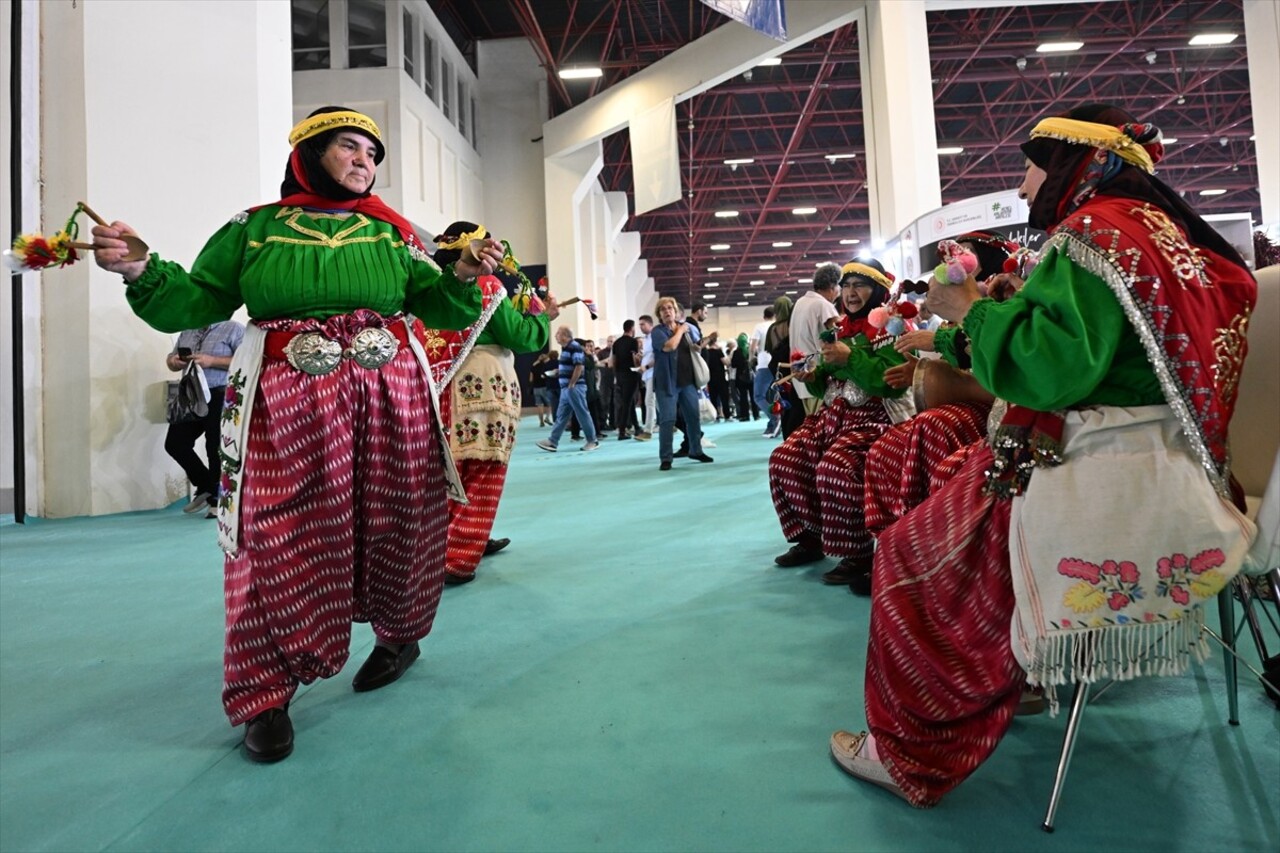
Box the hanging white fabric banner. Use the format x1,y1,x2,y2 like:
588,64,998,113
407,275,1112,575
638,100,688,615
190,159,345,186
630,97,682,216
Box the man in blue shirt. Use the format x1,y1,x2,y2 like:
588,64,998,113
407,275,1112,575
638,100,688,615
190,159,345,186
166,320,244,516
536,326,600,453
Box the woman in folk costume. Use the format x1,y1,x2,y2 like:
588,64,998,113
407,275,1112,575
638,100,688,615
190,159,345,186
91,107,502,763
768,258,914,589
830,103,1257,806
424,222,557,586
860,234,1022,570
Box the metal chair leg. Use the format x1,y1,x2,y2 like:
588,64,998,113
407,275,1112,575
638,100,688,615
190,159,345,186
1042,681,1091,833
1218,585,1240,725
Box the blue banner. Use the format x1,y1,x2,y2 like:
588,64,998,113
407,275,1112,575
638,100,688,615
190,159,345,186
700,0,787,42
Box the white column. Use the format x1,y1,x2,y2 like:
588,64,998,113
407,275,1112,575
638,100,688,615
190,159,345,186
858,0,942,244
544,142,603,323
1244,0,1280,231
36,0,291,517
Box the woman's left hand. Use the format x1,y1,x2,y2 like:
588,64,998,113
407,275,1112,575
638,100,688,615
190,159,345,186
925,276,981,323
820,340,852,367
883,353,917,389
454,237,504,281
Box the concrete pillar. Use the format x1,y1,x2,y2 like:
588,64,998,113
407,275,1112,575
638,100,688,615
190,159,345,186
544,142,604,330
1244,0,1280,230
858,0,942,244
35,0,291,516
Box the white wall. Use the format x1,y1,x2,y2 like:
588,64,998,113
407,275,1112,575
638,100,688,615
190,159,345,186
30,0,292,517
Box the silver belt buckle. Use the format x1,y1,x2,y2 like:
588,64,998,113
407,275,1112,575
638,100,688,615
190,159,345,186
346,327,399,369
284,331,343,375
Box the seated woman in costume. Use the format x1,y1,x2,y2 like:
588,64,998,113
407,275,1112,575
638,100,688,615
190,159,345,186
859,234,1024,581
829,103,1257,807
768,258,913,589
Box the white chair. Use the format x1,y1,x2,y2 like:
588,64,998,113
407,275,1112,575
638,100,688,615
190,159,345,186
1041,264,1280,832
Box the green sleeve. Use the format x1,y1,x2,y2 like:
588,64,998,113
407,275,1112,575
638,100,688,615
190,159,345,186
124,222,248,333
933,326,969,369
477,299,551,353
963,249,1127,409
814,334,907,398
404,260,483,331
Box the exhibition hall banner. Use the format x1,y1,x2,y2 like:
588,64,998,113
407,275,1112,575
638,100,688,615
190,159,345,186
701,0,787,41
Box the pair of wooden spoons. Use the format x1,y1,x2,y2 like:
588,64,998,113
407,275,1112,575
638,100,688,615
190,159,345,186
67,201,150,261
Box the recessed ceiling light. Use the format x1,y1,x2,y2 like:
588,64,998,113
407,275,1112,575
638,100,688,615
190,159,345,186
757,57,782,66
1036,41,1084,53
838,238,861,245
736,301,749,306
1189,33,1237,46
743,293,755,297
772,241,793,248
797,277,812,283
937,146,965,155
704,282,720,287
710,243,731,251
792,207,818,215
715,210,739,218
707,266,724,272
825,153,857,161
784,290,798,295
704,294,716,300
759,264,777,270
1162,137,1179,144
1198,189,1227,196
749,279,765,285
724,158,755,165
558,67,603,80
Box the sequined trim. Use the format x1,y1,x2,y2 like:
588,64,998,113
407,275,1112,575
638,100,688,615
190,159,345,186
408,242,440,270
823,378,870,409
1046,226,1227,496
230,210,249,225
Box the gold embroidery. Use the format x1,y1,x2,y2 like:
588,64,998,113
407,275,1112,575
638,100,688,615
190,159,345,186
1130,204,1209,289
1213,310,1250,405
248,209,404,250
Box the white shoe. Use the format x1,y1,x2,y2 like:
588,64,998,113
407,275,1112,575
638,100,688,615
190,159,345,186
582,441,600,452
536,439,557,453
829,731,915,805
701,439,717,448
184,492,213,513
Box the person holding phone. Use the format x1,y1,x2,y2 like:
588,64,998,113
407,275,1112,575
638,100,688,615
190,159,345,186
165,322,244,515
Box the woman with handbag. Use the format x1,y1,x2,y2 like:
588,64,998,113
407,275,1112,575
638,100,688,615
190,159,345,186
650,297,713,471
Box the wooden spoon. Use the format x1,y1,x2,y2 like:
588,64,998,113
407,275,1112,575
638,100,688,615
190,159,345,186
78,200,150,261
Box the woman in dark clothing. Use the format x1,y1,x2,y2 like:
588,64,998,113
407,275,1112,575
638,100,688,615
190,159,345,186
731,333,754,421
702,332,731,421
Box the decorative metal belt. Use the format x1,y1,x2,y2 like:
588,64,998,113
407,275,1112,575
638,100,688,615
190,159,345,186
268,325,404,376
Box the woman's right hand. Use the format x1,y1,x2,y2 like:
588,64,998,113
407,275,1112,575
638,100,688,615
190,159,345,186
91,222,148,282
894,330,936,354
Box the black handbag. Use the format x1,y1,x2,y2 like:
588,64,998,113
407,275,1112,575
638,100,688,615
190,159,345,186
167,361,209,424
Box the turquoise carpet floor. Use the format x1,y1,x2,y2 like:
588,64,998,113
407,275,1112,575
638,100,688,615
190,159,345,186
1,416,1277,852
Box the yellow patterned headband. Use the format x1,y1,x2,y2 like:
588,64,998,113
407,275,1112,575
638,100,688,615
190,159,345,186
289,111,384,151
840,262,891,290
435,226,488,250
1028,117,1155,174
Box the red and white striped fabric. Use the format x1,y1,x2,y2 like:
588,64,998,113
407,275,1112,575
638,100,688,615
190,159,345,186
445,459,508,580
863,402,991,538
221,344,448,725
863,444,1024,807
769,398,891,559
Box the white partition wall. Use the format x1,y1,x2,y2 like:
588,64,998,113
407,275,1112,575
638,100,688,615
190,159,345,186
19,0,292,517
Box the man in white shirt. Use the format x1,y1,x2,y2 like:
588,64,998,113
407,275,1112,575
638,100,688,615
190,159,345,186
788,263,842,417
749,306,777,436
637,314,656,439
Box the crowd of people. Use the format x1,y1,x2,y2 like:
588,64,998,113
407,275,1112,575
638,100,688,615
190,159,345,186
98,99,1262,817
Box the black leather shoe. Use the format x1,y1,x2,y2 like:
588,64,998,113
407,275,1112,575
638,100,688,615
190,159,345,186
823,557,872,587
774,544,824,567
244,706,293,763
444,572,476,586
689,453,714,463
483,537,510,556
673,447,689,458
352,641,420,692
659,460,672,471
